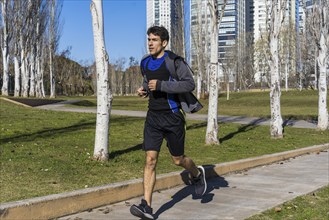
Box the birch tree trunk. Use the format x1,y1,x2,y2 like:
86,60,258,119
32,9,41,98
196,0,203,99
205,0,226,145
12,0,24,97
49,0,56,98
20,0,32,98
13,55,20,97
315,2,329,130
1,44,9,96
91,0,112,161
267,0,286,138
39,46,46,98
20,46,29,97
30,47,36,97
1,0,10,96
317,37,328,130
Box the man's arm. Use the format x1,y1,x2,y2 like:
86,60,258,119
155,59,195,93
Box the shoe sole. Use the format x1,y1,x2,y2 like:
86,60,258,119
198,165,207,196
130,205,154,220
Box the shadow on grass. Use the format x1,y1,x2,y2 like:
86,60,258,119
0,117,144,145
0,121,96,144
219,118,267,143
186,122,207,130
71,100,96,107
109,144,142,159
154,165,229,219
187,118,267,143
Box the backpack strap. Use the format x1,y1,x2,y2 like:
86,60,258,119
140,54,151,76
165,55,185,80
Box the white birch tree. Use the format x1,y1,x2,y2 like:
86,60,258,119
267,0,287,138
91,0,112,161
310,1,329,130
0,0,10,96
35,0,48,98
195,0,204,99
48,0,62,98
49,0,56,98
20,0,34,97
205,0,226,145
12,0,25,97
191,0,208,99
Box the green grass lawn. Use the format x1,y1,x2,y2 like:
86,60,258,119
0,95,328,203
247,185,329,220
69,90,323,121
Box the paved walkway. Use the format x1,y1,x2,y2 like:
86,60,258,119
58,150,329,220
36,100,317,129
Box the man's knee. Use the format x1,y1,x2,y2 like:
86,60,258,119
145,152,158,170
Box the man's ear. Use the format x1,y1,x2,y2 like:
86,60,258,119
162,40,168,48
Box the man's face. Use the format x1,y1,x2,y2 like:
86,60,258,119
148,33,167,58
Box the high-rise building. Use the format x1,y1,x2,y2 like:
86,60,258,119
189,0,249,82
253,0,302,81
190,0,248,60
147,0,172,49
146,0,185,55
253,0,266,43
298,0,314,33
245,0,254,35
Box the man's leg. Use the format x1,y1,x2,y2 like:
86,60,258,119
172,155,207,196
130,150,158,220
144,150,159,207
171,155,199,177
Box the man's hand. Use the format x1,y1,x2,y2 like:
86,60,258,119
148,80,157,91
137,87,148,98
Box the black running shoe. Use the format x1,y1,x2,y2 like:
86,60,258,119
193,166,207,196
130,199,154,220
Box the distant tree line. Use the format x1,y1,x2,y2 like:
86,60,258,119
0,0,142,98
0,0,63,97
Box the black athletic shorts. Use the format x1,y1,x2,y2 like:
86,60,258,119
143,109,186,156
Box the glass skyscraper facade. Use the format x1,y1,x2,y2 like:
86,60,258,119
189,0,248,64
147,0,306,82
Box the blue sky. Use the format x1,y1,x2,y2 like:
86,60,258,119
59,0,147,66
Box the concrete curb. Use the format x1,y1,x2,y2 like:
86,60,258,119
1,143,328,220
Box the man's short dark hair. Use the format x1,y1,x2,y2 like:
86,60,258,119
147,26,169,42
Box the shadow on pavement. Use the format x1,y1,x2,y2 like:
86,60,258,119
154,165,229,219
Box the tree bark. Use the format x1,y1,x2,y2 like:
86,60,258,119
316,4,328,130
91,0,112,161
205,0,219,144
205,0,226,145
49,0,56,98
13,55,20,97
20,46,29,97
268,0,286,138
269,34,283,138
1,0,10,96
